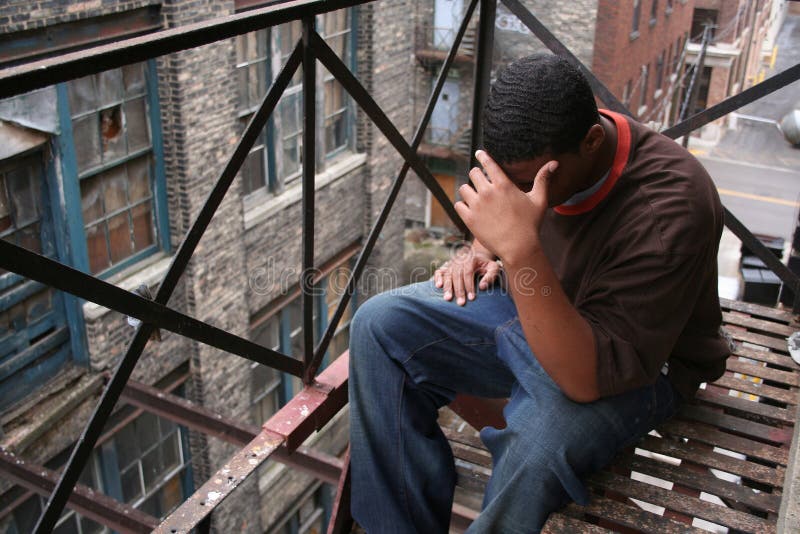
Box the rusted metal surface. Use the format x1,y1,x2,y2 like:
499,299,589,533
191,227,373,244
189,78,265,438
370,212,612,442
713,373,798,406
121,378,344,485
0,448,158,534
325,447,352,534
563,496,707,534
658,418,789,466
696,387,795,425
726,358,799,387
264,352,349,451
677,405,794,446
588,471,776,533
614,453,782,514
637,435,784,487
0,0,374,100
727,327,791,353
155,429,285,534
121,378,258,446
730,344,795,369
541,513,614,533
723,310,796,337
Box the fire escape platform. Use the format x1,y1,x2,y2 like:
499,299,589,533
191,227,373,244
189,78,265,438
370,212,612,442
444,297,800,533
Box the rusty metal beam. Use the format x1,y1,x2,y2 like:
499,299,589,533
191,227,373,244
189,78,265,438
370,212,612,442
156,354,350,532
0,449,158,534
119,377,343,485
0,0,375,100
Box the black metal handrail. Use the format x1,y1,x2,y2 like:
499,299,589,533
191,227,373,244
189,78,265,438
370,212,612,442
0,0,798,531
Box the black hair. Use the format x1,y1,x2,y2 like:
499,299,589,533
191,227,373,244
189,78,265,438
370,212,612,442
482,53,599,163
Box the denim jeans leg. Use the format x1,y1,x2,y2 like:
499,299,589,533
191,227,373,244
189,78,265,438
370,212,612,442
467,319,681,534
349,281,518,534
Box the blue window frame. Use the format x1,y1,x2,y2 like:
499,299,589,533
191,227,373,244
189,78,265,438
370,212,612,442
56,60,170,277
234,7,357,197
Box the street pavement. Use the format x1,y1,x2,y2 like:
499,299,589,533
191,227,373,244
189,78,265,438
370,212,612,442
687,13,800,299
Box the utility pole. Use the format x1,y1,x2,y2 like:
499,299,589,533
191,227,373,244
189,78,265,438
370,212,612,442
679,22,713,147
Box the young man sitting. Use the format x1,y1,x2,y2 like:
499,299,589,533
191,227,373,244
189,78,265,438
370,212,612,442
348,53,730,533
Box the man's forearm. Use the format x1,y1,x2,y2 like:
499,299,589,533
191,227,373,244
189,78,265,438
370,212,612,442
503,249,600,402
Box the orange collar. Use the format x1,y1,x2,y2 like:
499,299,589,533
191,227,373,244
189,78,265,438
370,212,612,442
553,110,631,216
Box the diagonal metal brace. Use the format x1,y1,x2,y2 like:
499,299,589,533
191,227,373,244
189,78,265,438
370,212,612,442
309,29,468,234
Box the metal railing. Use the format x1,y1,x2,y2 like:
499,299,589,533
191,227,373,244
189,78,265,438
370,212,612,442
0,0,799,531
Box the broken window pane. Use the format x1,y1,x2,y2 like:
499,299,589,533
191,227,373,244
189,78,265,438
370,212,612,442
98,69,123,107
85,222,110,273
125,97,150,153
80,174,104,224
72,114,101,173
123,63,146,97
107,211,132,264
131,202,154,253
127,156,151,202
67,75,97,116
101,106,125,162
7,166,38,226
102,166,128,214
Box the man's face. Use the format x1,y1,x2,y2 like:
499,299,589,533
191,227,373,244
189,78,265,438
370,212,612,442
500,151,588,207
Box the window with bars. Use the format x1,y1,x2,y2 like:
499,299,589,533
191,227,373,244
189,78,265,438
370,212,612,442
234,8,355,197
64,61,167,276
5,409,192,533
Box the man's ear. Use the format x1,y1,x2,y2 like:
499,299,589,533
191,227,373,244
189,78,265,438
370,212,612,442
581,124,605,155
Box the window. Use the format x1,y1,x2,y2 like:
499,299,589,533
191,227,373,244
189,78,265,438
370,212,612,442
236,29,271,195
673,35,683,72
622,79,633,106
111,411,190,518
324,261,356,361
251,315,283,424
321,10,352,156
5,410,192,532
666,0,673,13
690,8,718,43
276,484,330,534
275,20,304,184
639,64,649,109
632,0,641,35
650,0,658,24
654,51,665,93
63,62,167,275
235,8,355,196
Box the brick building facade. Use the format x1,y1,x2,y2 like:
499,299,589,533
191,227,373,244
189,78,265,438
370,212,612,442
0,1,412,532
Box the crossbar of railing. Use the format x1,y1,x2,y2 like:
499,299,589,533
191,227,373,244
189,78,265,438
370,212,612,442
307,0,481,381
0,240,302,375
0,0,373,100
30,37,306,534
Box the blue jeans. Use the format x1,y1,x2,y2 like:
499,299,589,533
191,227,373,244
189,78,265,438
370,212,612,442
349,281,681,534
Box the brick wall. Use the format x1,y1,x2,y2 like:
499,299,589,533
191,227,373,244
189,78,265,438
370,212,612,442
0,0,156,33
593,0,695,119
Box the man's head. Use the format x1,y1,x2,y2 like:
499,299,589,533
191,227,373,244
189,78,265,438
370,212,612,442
482,54,609,204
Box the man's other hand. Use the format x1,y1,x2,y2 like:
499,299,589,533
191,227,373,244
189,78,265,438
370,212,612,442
433,243,501,306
